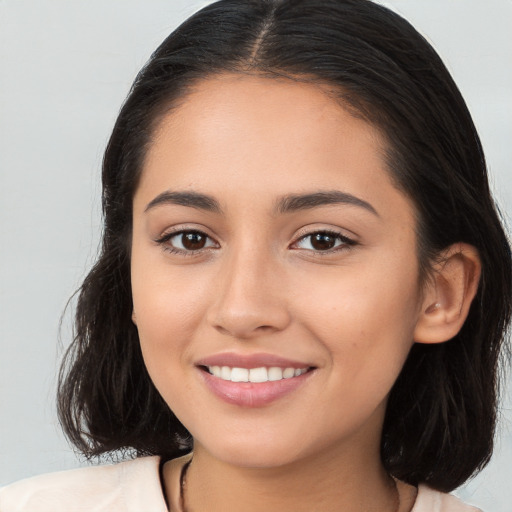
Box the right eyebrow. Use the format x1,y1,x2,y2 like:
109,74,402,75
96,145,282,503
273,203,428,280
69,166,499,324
144,190,222,214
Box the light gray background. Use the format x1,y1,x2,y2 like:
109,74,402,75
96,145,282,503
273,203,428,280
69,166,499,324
1,1,511,510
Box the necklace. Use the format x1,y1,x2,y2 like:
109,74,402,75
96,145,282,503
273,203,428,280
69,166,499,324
178,458,400,512
178,458,192,512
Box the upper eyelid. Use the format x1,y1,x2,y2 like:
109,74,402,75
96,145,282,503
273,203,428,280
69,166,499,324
288,229,358,255
155,229,218,255
155,225,217,242
154,226,357,249
292,227,357,244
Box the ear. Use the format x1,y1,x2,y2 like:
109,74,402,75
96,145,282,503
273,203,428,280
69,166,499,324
414,243,481,344
132,310,137,325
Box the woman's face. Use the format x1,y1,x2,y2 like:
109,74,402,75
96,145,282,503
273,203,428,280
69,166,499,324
131,74,424,468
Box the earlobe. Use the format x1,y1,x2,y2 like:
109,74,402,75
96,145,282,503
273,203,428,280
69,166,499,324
414,243,481,344
132,310,137,326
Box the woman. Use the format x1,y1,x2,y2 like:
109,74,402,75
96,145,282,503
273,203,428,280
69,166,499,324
1,0,510,510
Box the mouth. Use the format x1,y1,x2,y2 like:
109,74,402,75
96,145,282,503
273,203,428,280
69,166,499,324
200,365,312,383
195,354,317,407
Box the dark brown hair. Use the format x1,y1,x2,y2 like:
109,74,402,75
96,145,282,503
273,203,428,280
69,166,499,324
58,0,511,492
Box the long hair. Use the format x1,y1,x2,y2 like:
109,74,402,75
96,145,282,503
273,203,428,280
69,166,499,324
58,0,511,492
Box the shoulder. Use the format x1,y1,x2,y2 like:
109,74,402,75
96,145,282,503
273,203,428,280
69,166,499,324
413,485,482,512
0,456,167,512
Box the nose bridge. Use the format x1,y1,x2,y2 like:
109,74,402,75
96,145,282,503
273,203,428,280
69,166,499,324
208,239,290,338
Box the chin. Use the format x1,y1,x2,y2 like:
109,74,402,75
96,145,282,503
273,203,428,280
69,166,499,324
194,426,326,470
216,445,304,469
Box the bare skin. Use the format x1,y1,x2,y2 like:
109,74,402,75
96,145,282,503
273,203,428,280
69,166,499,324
163,451,420,512
131,74,480,512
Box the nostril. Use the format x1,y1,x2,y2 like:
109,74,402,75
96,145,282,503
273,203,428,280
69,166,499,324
213,325,231,336
255,325,277,332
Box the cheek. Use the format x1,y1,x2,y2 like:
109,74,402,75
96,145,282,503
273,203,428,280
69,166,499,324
130,251,212,380
292,253,421,371
293,267,420,434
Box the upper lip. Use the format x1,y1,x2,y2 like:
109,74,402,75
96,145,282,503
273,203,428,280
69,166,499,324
195,352,314,369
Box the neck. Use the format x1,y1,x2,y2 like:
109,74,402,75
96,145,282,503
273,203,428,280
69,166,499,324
172,441,398,512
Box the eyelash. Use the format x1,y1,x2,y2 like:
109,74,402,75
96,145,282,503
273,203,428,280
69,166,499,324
154,228,357,256
154,229,217,257
291,229,357,255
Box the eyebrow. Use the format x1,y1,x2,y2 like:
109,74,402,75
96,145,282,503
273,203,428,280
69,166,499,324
145,191,222,213
144,189,378,217
275,190,379,216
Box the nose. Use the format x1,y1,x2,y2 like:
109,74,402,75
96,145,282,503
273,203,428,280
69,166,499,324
206,247,292,339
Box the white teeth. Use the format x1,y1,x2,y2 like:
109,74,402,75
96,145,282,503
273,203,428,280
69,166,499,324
282,368,295,379
249,367,268,383
207,365,309,382
231,367,249,382
268,367,283,381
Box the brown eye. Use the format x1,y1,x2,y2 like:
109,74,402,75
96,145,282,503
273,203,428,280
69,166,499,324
181,231,207,250
158,230,217,252
310,233,337,250
293,230,355,252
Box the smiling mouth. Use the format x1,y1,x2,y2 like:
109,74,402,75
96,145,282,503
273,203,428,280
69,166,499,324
201,365,313,383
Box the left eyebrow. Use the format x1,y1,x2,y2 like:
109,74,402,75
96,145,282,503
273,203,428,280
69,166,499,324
274,190,379,217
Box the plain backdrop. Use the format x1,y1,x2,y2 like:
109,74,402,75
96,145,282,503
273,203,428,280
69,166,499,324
1,1,511,510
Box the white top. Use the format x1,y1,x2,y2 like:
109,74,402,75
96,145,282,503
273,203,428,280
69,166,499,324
0,456,482,512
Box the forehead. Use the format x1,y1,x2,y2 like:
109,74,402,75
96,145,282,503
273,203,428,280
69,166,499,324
136,73,413,226
151,73,384,153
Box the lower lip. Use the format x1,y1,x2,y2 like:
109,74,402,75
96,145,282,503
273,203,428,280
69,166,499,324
199,368,314,407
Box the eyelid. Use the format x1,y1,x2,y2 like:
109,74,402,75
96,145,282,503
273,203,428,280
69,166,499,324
154,225,220,254
154,223,216,242
292,224,358,243
289,227,358,253
153,224,357,256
